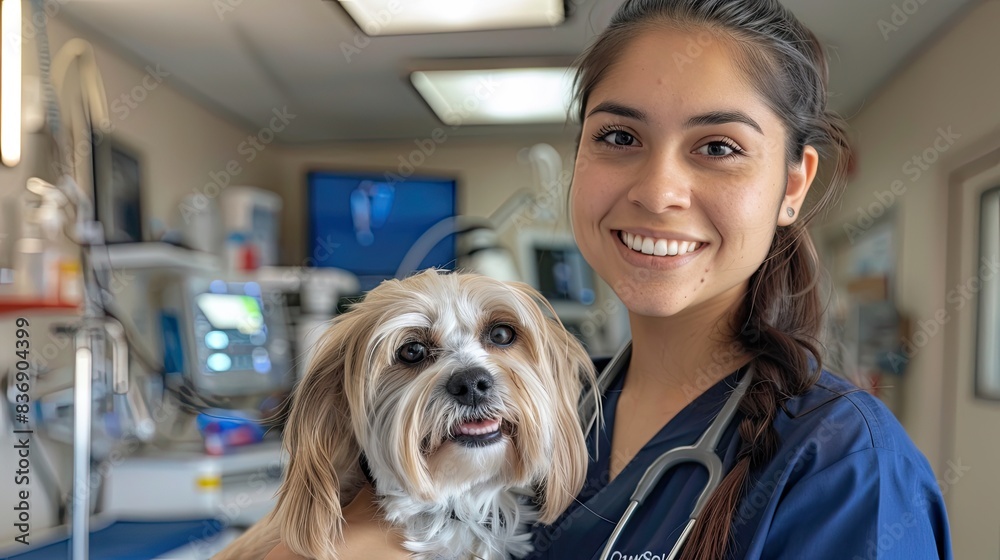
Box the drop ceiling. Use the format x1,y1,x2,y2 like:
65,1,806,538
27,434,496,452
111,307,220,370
58,0,980,143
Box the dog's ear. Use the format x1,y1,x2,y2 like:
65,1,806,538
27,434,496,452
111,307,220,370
271,311,369,559
509,281,599,524
537,311,598,523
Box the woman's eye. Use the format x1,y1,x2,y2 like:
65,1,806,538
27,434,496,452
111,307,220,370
397,342,428,364
604,130,635,146
488,324,516,347
696,141,741,158
594,128,637,148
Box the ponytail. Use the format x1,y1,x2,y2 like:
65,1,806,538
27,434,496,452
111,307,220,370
679,228,822,560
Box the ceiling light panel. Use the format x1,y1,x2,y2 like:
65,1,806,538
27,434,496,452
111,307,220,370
339,0,565,35
410,67,576,125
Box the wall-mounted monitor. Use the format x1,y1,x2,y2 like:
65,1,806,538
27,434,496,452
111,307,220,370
307,171,457,291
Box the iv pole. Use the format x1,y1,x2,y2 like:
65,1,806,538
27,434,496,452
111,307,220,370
28,1,124,556
55,51,113,560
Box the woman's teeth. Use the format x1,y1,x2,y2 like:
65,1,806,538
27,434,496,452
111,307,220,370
619,231,701,257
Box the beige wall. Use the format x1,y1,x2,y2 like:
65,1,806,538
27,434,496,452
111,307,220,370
816,0,1000,555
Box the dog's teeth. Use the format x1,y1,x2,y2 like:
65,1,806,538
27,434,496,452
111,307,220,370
456,418,501,436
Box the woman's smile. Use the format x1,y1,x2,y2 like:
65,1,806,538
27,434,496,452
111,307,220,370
612,229,708,270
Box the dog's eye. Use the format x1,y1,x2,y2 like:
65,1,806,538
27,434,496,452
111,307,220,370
488,324,516,347
397,342,428,364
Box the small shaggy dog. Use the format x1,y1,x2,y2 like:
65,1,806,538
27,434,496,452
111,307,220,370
216,270,597,559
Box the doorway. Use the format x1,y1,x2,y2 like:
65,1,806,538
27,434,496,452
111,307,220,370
944,144,1000,559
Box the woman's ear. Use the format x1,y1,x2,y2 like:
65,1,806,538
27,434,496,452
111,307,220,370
778,145,819,226
271,313,366,560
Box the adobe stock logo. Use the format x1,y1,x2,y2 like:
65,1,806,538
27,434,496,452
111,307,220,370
878,0,933,41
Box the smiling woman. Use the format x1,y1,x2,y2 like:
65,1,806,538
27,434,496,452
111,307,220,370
573,31,814,320
527,1,953,559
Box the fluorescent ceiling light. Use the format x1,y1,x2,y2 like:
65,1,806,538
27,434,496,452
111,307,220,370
338,0,565,36
2,0,22,167
411,67,576,126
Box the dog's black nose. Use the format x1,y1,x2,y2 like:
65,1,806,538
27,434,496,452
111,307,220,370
446,368,495,407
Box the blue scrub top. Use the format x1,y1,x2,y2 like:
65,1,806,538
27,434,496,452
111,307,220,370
529,355,952,560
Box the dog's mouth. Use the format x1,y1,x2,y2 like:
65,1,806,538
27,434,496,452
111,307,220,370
449,416,505,448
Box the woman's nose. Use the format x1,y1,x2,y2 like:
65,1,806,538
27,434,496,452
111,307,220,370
626,151,693,213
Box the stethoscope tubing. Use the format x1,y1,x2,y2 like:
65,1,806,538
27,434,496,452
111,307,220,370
586,341,754,560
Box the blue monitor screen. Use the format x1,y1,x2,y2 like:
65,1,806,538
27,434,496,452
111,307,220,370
308,171,457,289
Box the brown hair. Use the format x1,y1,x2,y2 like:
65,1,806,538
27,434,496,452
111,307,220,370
571,1,852,558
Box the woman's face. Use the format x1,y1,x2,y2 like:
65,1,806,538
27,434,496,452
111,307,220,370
571,29,816,321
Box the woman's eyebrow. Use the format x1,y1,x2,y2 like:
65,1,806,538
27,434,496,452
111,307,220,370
685,110,763,134
586,101,648,122
586,103,764,136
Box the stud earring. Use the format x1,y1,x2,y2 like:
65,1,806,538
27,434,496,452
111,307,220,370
786,207,795,217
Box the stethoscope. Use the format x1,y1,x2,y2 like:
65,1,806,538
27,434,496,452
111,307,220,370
578,341,754,560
